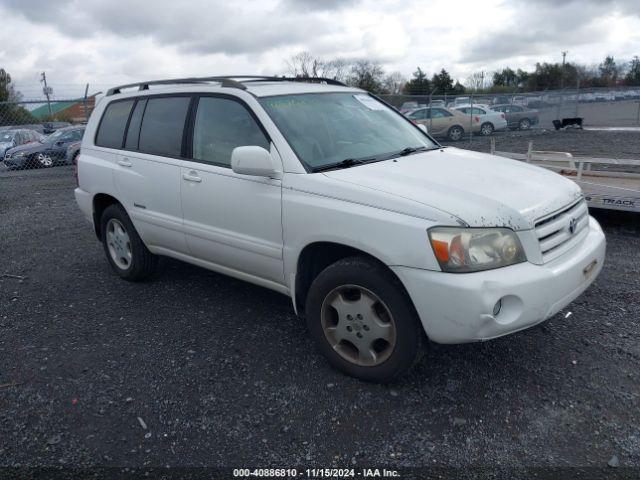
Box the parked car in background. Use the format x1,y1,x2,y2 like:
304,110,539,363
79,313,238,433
491,104,539,130
4,125,85,169
42,121,72,134
452,105,508,135
406,106,472,141
0,123,46,134
0,129,43,157
447,96,470,108
428,100,446,108
399,100,427,113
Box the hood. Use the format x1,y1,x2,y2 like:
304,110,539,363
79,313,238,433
6,140,47,155
323,147,582,230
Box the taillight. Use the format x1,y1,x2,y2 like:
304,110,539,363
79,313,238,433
411,120,417,125
474,116,480,122
501,113,505,119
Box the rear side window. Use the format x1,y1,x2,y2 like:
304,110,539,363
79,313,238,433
96,100,134,148
192,97,269,167
138,97,190,157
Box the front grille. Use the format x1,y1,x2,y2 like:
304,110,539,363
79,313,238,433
535,199,589,262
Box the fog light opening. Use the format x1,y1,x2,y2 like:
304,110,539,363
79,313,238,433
493,299,503,317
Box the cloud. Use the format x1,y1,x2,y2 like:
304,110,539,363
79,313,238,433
0,0,342,55
0,0,639,95
461,0,638,64
280,0,361,11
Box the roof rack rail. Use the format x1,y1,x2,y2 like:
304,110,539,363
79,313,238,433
105,75,348,96
242,76,348,87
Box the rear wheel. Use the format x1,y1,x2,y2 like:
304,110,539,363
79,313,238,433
305,256,423,382
519,118,531,130
480,122,494,136
100,204,160,281
447,125,464,141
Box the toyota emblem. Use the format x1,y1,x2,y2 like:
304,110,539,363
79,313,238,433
569,218,578,234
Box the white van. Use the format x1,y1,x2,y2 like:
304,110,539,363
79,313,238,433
75,76,605,382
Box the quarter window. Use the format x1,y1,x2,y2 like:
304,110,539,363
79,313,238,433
125,100,147,150
138,97,190,157
96,100,135,149
192,97,269,167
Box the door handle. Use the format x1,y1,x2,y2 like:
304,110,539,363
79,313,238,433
182,172,202,183
118,158,132,167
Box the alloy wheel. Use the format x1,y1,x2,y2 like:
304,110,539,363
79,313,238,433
320,285,397,367
37,153,53,167
106,218,132,270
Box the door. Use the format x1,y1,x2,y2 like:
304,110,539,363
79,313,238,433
103,96,190,254
429,108,453,136
180,95,284,285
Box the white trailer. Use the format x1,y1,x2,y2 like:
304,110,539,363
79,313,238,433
491,140,640,214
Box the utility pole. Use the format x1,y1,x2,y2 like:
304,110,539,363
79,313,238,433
480,71,484,92
560,51,567,90
40,71,52,117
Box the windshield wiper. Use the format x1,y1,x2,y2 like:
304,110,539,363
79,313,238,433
312,157,376,172
397,146,430,156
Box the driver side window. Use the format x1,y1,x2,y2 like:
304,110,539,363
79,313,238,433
192,97,269,167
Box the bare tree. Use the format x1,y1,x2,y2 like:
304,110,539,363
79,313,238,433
286,52,350,81
346,60,385,92
382,71,406,94
465,71,485,92
286,51,322,77
321,59,349,82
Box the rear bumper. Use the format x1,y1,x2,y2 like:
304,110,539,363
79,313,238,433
392,217,606,344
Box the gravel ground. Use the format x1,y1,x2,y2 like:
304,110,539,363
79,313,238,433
1,136,639,477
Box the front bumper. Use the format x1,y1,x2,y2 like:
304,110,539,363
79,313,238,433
392,216,606,344
3,155,26,168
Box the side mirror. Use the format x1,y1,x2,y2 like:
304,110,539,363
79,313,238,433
417,124,428,133
231,146,279,178
55,140,64,146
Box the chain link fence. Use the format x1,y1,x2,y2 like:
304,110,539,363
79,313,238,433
1,96,95,171
2,84,640,172
380,86,640,142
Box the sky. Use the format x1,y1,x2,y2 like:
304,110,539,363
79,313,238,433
0,0,639,99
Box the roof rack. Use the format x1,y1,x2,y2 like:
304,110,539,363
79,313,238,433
105,75,347,96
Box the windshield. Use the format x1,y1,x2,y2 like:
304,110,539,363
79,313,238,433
0,132,15,142
259,92,437,171
44,129,66,143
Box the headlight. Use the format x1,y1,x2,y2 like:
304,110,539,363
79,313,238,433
428,227,526,273
13,151,26,157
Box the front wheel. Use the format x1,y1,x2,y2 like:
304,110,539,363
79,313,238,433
447,125,464,141
100,204,160,281
305,256,424,382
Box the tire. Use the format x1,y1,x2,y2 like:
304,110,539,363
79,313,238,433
480,122,494,136
447,125,464,141
100,203,160,281
36,153,53,168
519,118,531,130
305,256,423,383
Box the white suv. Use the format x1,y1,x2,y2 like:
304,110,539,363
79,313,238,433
75,76,606,382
